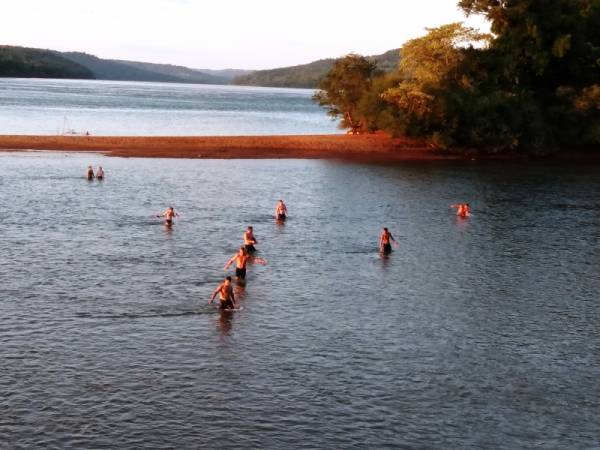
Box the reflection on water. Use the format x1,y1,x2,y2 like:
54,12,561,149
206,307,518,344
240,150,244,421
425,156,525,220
1,153,599,449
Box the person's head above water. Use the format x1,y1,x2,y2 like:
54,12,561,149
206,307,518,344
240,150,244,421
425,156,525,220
383,227,388,232
247,226,253,231
225,276,232,283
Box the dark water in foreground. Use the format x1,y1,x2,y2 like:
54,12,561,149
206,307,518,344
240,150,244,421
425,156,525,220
1,153,599,449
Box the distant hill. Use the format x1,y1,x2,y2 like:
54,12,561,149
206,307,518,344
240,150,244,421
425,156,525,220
0,46,93,79
0,45,399,88
231,49,400,89
0,46,250,84
61,52,245,84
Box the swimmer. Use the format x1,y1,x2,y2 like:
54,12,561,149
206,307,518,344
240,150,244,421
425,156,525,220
157,206,179,226
450,203,471,218
379,227,399,254
224,246,266,280
243,226,258,253
209,276,237,310
86,165,95,180
274,199,288,220
96,166,104,180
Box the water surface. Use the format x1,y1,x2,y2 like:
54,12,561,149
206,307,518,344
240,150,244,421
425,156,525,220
1,154,599,449
0,78,340,136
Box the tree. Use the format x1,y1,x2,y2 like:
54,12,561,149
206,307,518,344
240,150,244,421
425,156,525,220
457,0,600,151
381,23,489,144
313,54,378,134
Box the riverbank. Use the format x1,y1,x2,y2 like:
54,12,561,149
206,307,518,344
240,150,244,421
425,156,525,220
0,134,456,161
0,134,597,161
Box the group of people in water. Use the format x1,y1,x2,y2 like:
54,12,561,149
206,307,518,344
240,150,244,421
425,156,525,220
86,166,104,180
86,166,470,311
209,206,281,310
150,199,287,311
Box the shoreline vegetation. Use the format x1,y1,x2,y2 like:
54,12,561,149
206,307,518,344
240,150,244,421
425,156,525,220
0,134,597,161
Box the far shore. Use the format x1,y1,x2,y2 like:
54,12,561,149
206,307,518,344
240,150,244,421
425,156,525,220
0,134,597,162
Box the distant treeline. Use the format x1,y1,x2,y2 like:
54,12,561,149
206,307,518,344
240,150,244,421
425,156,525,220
231,49,400,88
314,0,599,154
0,46,249,84
0,44,401,89
0,46,93,79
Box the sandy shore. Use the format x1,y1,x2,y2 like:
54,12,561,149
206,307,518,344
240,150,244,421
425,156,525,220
0,134,596,161
0,134,458,161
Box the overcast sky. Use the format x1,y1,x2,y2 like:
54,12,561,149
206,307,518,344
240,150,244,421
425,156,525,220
2,0,488,70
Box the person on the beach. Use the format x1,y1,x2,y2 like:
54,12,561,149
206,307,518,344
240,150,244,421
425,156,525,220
209,276,236,310
379,227,398,254
243,226,258,253
224,246,266,280
275,199,288,220
96,166,104,180
157,206,179,226
450,203,471,218
86,166,95,180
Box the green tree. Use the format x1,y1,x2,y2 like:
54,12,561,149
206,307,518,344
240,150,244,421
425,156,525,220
457,0,600,151
313,54,378,134
381,23,489,144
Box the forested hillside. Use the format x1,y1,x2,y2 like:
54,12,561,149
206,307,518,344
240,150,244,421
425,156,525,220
0,46,93,79
232,49,400,88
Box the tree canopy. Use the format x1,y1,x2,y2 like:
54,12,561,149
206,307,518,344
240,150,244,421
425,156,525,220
313,1,599,153
313,54,378,133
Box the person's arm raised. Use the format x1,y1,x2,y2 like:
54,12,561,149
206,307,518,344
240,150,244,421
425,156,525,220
252,257,267,265
224,256,235,270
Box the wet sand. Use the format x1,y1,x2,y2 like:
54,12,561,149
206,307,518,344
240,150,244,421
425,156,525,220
0,134,456,161
0,135,596,161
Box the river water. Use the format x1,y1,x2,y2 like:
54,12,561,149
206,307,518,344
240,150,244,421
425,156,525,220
1,153,599,449
0,78,340,136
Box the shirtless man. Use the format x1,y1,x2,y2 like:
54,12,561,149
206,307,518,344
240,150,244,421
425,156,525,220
157,206,179,226
96,166,105,180
450,203,471,218
224,246,266,280
86,166,95,180
379,227,398,254
209,276,236,310
274,199,288,220
243,226,258,253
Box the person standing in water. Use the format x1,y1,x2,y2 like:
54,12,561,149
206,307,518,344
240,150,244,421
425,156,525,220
243,226,258,253
86,166,95,180
209,276,237,310
157,206,179,226
379,227,398,254
96,166,105,180
274,199,288,220
450,203,471,218
224,246,266,280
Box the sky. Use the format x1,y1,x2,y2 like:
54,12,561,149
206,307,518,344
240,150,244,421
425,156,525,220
2,0,489,70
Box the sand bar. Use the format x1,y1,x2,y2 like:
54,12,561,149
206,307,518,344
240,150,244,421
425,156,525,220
0,134,597,161
0,134,458,161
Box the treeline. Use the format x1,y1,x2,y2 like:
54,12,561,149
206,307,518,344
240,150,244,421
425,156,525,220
0,46,93,79
0,46,250,84
60,52,231,85
232,49,400,88
315,0,599,154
